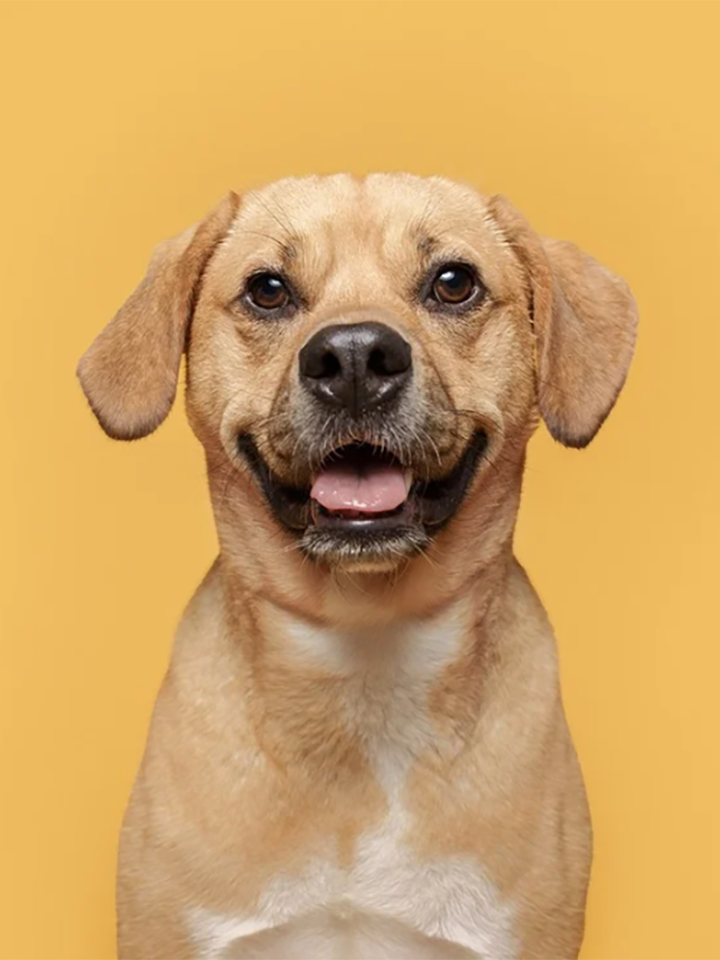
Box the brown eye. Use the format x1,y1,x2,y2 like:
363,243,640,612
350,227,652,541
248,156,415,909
246,273,291,312
431,264,478,306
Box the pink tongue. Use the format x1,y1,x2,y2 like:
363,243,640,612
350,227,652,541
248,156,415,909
311,462,408,514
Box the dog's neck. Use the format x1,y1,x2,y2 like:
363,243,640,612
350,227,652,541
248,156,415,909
216,544,514,775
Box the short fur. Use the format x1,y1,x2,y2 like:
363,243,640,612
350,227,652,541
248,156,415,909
78,174,637,959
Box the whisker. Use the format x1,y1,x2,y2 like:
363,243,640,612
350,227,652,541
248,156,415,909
229,227,289,248
254,193,296,241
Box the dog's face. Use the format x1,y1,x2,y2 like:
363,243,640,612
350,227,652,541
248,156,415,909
189,176,537,570
78,174,637,578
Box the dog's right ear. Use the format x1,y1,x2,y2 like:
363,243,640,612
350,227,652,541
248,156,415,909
77,192,239,440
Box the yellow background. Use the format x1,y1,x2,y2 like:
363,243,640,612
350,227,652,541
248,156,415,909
1,2,718,958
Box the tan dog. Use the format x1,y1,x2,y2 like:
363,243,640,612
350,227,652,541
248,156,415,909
78,174,637,960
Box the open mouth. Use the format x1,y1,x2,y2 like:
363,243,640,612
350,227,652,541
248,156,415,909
310,446,413,526
237,431,488,566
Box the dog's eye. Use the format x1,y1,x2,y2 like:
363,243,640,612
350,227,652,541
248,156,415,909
430,264,478,306
245,273,292,312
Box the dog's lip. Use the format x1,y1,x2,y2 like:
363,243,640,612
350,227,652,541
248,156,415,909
237,431,488,538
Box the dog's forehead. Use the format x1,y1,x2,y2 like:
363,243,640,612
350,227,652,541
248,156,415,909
239,173,486,228
219,174,509,278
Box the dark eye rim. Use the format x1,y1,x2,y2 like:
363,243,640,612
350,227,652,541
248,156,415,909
421,261,487,313
242,270,299,318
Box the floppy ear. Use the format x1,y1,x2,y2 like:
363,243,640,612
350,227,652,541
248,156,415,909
77,192,240,440
488,196,638,448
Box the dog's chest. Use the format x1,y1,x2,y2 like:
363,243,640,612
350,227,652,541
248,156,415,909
188,609,517,957
188,722,516,959
189,796,516,958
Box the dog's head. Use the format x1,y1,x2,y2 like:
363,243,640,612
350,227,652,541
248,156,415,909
78,175,636,584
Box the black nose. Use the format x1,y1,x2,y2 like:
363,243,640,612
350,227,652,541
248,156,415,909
299,322,412,415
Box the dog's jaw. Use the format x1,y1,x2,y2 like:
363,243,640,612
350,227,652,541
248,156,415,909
233,430,490,573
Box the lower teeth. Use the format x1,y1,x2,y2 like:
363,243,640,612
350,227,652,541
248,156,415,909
311,502,407,522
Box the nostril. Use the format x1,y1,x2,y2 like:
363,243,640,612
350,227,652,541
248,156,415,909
316,351,341,379
368,347,394,377
301,347,342,380
367,337,412,377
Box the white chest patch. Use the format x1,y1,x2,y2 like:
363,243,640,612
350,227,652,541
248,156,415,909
188,833,517,959
187,602,518,958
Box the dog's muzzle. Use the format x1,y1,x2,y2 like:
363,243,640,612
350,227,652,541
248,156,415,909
238,321,488,567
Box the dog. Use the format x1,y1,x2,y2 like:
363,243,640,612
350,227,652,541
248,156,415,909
78,174,637,960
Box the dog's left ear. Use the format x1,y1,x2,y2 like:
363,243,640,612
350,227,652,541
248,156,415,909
488,195,638,448
77,192,240,440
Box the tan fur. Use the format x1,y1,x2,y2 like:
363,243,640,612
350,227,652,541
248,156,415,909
77,193,240,440
78,174,636,959
488,196,638,448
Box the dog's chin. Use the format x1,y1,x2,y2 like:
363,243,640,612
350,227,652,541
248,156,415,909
301,518,430,573
237,430,489,570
